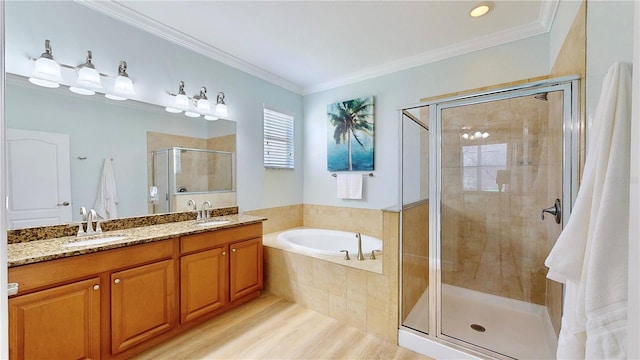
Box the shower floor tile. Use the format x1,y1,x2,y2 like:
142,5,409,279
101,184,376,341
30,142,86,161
404,285,557,359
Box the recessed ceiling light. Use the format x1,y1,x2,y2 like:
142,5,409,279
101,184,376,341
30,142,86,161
470,2,493,17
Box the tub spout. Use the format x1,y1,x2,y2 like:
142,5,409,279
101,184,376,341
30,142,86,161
355,233,365,261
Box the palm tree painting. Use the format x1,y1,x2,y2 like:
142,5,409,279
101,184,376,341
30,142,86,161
327,96,374,171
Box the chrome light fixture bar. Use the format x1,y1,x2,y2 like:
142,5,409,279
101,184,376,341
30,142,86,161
166,83,227,120
28,40,136,100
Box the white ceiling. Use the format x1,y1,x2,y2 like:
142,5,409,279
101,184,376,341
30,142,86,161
80,0,557,95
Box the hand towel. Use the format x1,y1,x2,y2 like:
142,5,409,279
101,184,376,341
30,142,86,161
336,173,362,199
545,62,632,359
94,158,118,219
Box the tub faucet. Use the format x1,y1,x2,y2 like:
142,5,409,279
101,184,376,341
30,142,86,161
355,233,365,261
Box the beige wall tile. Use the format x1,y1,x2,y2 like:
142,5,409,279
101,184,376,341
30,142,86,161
260,205,399,344
366,306,391,342
328,294,348,322
245,204,303,234
347,299,367,332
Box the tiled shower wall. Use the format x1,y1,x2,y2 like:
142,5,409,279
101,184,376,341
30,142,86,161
146,131,236,213
440,95,555,306
401,200,429,321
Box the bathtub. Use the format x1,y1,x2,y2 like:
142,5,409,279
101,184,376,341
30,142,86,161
277,228,382,257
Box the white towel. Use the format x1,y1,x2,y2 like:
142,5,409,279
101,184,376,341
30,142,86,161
336,173,362,199
94,158,118,219
545,62,632,359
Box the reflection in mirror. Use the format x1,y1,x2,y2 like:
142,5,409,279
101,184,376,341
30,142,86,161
5,75,236,229
150,147,234,214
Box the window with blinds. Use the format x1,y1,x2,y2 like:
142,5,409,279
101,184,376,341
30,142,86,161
263,106,294,169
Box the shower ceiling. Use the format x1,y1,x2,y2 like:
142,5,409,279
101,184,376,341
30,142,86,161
80,1,557,94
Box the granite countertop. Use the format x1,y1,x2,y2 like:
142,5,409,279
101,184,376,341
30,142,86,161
7,214,265,267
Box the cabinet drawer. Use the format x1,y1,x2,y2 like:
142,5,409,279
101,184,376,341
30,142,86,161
180,223,262,254
9,239,175,296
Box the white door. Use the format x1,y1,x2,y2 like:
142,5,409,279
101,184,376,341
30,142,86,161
6,129,72,228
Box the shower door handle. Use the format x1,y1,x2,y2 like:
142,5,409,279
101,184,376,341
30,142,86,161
541,198,561,224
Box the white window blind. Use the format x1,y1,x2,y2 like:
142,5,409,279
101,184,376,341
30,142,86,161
264,106,294,169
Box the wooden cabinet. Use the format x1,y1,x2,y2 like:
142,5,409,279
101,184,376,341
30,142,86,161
8,221,263,359
179,223,263,321
111,259,176,355
9,277,101,360
230,238,263,302
180,247,228,323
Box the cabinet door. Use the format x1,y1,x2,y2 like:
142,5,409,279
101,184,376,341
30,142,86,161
111,259,175,355
229,238,263,302
9,277,101,360
180,247,228,323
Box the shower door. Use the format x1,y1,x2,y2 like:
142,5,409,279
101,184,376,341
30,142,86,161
400,77,580,360
435,82,579,359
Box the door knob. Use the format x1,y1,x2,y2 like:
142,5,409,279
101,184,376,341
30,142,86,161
541,198,562,224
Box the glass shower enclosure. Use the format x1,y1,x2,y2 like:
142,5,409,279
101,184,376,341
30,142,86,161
151,147,234,213
399,77,580,359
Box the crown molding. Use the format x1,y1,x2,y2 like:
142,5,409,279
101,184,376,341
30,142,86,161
76,0,557,97
304,20,551,95
75,0,304,95
538,0,560,32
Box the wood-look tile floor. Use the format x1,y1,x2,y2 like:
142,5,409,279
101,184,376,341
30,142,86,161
132,292,431,360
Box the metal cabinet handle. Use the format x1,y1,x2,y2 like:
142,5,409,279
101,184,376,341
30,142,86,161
231,248,236,253
114,279,121,284
222,251,226,256
57,201,70,206
541,198,562,224
93,285,100,290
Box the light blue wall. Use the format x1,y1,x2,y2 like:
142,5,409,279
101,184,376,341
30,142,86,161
586,1,634,134
302,34,550,209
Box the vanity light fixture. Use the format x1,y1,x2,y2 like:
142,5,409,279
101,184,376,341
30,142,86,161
76,51,102,88
166,81,191,113
215,92,228,118
194,87,211,112
105,61,135,101
166,83,225,120
29,39,63,88
470,2,493,17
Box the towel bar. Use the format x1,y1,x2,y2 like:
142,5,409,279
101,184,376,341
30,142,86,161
331,173,373,177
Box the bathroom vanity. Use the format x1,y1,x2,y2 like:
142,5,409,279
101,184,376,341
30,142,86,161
7,214,264,360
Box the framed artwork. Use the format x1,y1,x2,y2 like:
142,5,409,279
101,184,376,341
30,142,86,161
327,96,374,171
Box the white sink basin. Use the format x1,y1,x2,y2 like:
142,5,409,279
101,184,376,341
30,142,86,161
194,220,231,227
63,235,128,247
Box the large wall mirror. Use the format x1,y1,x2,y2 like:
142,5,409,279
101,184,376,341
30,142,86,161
4,2,237,229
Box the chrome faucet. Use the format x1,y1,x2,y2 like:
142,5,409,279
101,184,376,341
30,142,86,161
78,206,87,236
187,199,197,212
86,209,97,235
200,201,212,220
355,233,365,261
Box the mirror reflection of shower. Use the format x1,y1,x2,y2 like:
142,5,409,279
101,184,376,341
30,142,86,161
151,147,234,213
